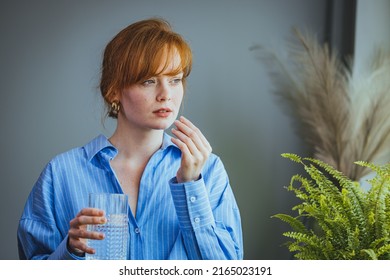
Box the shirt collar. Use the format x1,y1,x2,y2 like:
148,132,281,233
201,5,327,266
162,132,177,150
84,134,117,162
84,133,177,162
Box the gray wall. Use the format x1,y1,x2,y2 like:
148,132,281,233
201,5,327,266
354,0,390,75
1,0,329,259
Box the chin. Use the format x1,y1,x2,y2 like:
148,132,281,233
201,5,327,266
151,120,174,130
151,125,169,131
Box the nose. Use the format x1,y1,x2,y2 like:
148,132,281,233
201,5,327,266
156,81,171,102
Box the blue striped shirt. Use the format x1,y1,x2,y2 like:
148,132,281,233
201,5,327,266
17,134,243,260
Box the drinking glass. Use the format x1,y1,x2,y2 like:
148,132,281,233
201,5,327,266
86,193,129,260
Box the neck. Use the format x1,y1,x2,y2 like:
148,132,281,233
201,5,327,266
109,120,164,161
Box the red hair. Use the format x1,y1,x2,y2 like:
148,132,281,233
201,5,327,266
100,18,192,118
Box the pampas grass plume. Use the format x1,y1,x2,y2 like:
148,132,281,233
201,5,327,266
252,29,390,181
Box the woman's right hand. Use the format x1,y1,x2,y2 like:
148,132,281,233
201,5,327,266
67,208,107,256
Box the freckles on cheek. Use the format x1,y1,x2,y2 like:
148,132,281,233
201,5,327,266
128,95,147,106
133,95,147,102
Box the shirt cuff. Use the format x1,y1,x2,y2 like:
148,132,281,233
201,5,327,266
169,175,215,230
48,235,85,260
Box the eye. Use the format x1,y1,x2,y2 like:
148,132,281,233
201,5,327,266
142,79,156,86
170,77,183,85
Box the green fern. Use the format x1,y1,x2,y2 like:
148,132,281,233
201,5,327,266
272,214,309,234
274,153,390,259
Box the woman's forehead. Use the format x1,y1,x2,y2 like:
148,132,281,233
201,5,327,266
154,48,183,76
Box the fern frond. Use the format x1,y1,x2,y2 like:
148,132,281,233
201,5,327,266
355,161,384,176
305,157,354,189
293,250,323,260
346,182,369,239
283,231,321,247
361,249,378,260
303,157,369,236
376,243,390,258
287,175,310,201
369,237,387,249
281,153,303,163
341,186,370,245
288,242,323,260
304,164,347,220
366,173,390,239
283,231,328,259
287,236,335,260
272,214,309,234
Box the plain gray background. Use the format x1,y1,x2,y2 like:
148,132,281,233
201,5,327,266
1,0,389,260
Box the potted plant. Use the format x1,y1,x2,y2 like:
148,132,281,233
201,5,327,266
274,153,390,259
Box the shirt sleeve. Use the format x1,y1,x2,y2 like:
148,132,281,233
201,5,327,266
169,156,243,260
17,162,79,260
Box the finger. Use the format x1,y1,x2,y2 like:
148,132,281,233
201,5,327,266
171,133,198,159
173,120,206,154
76,208,105,218
176,116,212,152
69,227,105,241
171,127,202,157
70,215,107,228
178,116,211,149
173,123,211,161
69,239,96,255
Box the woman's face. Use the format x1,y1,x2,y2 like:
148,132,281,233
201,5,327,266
118,53,184,131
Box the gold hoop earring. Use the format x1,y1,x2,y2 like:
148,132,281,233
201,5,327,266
109,101,120,118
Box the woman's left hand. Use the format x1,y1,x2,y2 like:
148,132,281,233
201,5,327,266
171,116,212,183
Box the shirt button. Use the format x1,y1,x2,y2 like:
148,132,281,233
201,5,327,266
190,196,196,202
134,228,140,234
194,217,200,223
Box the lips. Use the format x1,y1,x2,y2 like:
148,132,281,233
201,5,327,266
153,107,172,118
153,108,172,113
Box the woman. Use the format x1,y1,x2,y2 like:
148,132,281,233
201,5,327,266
17,18,243,260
